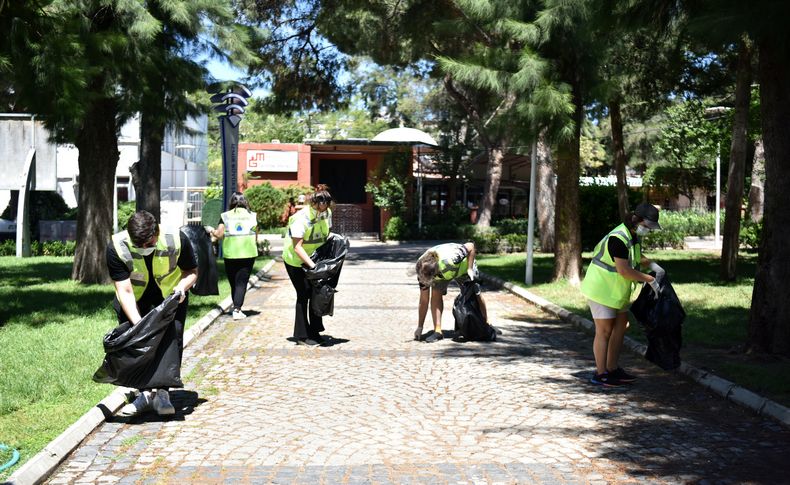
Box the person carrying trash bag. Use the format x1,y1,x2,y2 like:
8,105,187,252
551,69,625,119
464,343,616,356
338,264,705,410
580,203,665,387
630,272,686,370
304,233,350,317
282,184,334,346
414,241,486,343
207,192,258,320
180,224,219,296
103,210,197,416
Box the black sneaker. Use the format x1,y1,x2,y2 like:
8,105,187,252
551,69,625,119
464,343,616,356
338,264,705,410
590,371,624,387
424,332,444,343
609,367,637,383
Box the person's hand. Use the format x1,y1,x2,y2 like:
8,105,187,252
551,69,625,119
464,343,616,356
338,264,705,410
645,277,660,299
204,225,215,235
172,289,186,303
649,261,666,281
467,269,475,281
414,326,423,341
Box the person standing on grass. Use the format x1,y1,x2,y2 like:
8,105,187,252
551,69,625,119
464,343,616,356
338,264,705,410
414,241,485,343
580,203,665,387
209,192,258,320
282,184,333,346
107,210,197,416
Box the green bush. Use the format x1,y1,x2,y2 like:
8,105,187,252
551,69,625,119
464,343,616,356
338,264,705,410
503,233,528,252
471,229,500,254
244,182,286,229
0,240,76,256
117,201,136,230
579,185,643,251
204,184,222,201
739,220,762,251
496,218,530,235
279,184,313,203
383,216,410,241
642,228,685,250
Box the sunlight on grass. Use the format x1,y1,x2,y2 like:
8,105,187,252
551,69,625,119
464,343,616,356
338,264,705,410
0,255,269,479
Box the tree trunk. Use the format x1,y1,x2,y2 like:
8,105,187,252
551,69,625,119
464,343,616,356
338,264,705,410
553,84,583,284
720,36,752,282
609,98,629,220
71,97,119,284
476,142,506,228
747,138,765,223
748,40,790,355
135,109,165,221
536,132,555,252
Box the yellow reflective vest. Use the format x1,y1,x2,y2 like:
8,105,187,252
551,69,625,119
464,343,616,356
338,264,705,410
111,226,182,300
282,206,331,267
221,208,258,259
580,223,642,309
432,243,469,282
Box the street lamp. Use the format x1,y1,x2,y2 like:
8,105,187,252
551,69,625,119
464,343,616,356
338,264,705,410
176,144,196,225
704,106,730,246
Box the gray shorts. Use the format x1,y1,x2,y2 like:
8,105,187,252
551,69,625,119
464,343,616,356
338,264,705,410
587,300,629,320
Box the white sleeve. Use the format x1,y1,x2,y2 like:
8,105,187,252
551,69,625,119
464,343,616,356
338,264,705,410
289,216,305,238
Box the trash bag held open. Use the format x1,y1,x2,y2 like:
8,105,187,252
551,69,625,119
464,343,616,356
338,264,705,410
453,281,496,341
93,294,184,389
630,273,686,370
304,233,350,317
180,224,219,296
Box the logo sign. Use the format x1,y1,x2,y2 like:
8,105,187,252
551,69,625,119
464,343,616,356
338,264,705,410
246,150,298,172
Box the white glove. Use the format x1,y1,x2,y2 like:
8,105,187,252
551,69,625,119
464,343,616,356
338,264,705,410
649,262,666,280
646,278,660,299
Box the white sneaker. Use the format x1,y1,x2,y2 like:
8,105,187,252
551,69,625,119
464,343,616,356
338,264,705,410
118,391,152,417
152,389,175,416
232,309,246,320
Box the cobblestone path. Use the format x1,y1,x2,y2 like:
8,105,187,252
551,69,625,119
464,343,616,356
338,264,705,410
47,243,790,484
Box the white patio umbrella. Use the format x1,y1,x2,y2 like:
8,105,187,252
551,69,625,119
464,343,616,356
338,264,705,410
372,128,438,231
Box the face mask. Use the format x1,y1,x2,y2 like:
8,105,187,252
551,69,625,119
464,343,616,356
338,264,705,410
636,225,651,237
136,246,155,256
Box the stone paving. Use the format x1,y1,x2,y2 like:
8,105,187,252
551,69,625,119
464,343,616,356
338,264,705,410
47,242,790,484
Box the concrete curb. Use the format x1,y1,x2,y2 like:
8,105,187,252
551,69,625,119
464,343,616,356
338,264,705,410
479,271,790,429
5,259,277,485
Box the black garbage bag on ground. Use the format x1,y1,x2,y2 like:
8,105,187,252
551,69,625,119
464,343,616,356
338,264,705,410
631,273,686,370
453,281,496,341
93,294,184,389
180,224,219,296
305,233,349,316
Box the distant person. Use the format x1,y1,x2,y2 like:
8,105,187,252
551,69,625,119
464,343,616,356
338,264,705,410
580,203,665,387
282,185,333,346
209,192,258,320
414,242,486,343
280,197,298,225
107,210,197,416
295,194,306,210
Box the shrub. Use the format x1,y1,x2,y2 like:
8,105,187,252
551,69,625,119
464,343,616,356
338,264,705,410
204,184,222,201
383,216,410,241
503,233,528,252
244,182,287,229
471,229,500,254
496,218,530,235
117,201,136,230
739,220,762,251
0,240,76,256
579,185,643,251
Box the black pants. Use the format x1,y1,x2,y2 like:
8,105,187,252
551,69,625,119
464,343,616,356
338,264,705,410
285,263,325,340
225,257,255,311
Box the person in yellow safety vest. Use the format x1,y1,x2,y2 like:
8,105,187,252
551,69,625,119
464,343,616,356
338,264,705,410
106,210,198,417
208,192,259,320
580,203,666,387
282,184,333,346
414,241,487,343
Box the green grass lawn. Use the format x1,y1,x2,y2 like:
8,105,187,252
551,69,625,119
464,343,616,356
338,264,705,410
0,256,269,480
478,250,790,408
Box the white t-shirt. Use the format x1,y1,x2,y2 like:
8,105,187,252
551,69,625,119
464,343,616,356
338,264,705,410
288,206,332,238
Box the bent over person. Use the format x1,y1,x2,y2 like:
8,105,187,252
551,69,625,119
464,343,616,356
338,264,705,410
414,242,486,343
107,210,197,416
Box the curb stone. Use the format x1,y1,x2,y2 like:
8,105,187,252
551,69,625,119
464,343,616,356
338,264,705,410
5,259,277,485
479,271,790,429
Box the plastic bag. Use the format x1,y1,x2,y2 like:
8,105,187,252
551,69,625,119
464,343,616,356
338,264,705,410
453,281,495,341
180,224,219,296
631,273,686,370
93,294,184,389
305,233,349,316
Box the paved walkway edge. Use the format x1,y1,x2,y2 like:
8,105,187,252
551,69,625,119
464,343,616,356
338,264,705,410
5,259,277,485
479,272,790,429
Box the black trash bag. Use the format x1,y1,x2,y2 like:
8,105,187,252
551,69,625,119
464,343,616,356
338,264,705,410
305,233,350,316
453,281,496,341
180,224,219,296
93,294,184,389
631,273,686,370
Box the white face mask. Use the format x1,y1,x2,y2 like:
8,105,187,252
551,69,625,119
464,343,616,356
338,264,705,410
136,246,155,256
636,225,651,237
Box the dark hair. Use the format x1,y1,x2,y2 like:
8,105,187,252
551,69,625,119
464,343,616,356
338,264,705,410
127,210,158,247
309,184,333,206
229,192,251,211
416,251,439,286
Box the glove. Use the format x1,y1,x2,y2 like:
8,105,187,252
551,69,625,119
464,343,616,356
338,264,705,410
646,278,660,299
172,289,186,303
649,262,666,281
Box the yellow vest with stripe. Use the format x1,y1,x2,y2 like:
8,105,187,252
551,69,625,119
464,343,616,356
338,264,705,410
580,223,642,309
111,227,182,300
221,208,258,259
282,206,331,267
433,243,469,282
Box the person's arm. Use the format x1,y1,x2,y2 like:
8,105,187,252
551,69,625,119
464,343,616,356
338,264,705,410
213,223,225,240
292,237,315,269
114,279,142,324
614,257,654,283
464,242,476,279
172,267,198,302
